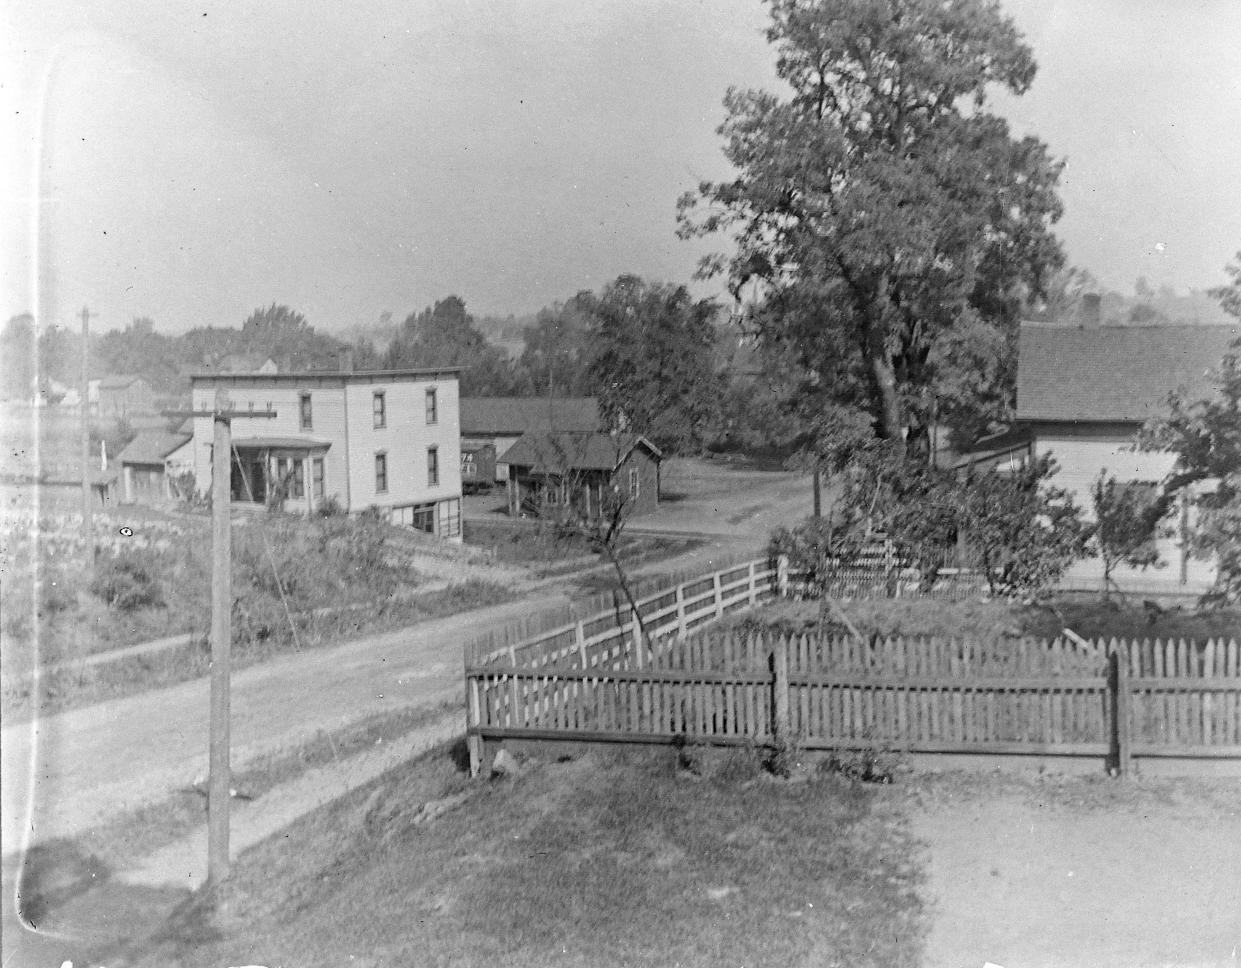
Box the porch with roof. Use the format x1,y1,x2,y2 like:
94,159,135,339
229,436,331,513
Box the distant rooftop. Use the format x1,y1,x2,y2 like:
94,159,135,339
501,431,659,472
1017,322,1239,423
460,396,601,435
191,367,461,384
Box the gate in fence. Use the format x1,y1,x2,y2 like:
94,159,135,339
466,597,1241,774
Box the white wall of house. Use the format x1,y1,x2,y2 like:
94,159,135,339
342,378,461,514
190,375,462,537
1032,430,1214,593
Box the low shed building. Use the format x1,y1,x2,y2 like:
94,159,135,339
501,431,661,521
116,431,194,504
459,397,601,482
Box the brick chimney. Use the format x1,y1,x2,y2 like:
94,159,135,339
1080,293,1101,328
339,349,355,373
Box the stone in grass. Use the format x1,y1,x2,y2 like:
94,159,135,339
491,748,521,779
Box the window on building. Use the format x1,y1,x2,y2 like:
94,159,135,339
274,457,304,498
375,452,388,494
299,392,313,430
439,497,461,537
373,391,386,429
427,446,439,486
426,387,438,424
628,467,640,500
411,502,435,533
312,457,325,499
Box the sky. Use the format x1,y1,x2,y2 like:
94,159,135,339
3,0,1240,336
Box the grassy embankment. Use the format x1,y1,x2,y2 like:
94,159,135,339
110,744,924,968
1,509,513,718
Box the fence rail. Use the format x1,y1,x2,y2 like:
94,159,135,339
466,624,1241,773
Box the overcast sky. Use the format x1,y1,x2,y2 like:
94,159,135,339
3,0,1240,335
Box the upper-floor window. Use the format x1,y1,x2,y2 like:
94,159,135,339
299,392,313,431
373,391,386,429
375,452,388,494
426,387,438,425
427,446,439,486
629,467,640,500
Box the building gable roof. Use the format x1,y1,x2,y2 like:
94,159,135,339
500,431,660,473
98,374,147,390
1016,323,1239,423
117,431,192,465
459,397,601,436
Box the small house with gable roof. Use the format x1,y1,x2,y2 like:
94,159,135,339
500,431,661,521
1015,316,1238,591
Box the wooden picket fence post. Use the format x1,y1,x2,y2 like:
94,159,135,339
772,636,790,740
1112,645,1133,776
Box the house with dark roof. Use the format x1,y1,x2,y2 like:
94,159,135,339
1015,317,1238,591
500,431,661,521
189,368,465,538
458,397,602,484
116,431,194,504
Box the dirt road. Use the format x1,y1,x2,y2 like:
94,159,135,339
1,593,568,857
913,776,1241,968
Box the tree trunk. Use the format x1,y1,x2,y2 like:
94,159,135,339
868,350,904,448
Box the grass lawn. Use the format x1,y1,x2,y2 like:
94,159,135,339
717,594,1241,645
122,746,925,968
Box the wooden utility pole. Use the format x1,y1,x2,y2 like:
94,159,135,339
208,402,232,883
79,305,96,564
166,393,276,887
812,468,822,519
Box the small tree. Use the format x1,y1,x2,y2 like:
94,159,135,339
1140,251,1241,604
1090,472,1173,594
958,454,1090,597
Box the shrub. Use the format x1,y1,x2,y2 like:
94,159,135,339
315,495,344,518
90,552,165,611
820,746,900,784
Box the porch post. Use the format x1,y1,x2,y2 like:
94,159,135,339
302,455,313,519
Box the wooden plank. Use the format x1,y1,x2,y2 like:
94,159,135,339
471,726,1114,756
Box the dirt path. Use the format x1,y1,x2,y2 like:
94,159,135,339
912,775,1241,968
1,593,567,857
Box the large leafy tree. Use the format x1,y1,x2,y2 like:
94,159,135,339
1141,251,1241,604
679,0,1065,459
518,294,597,397
94,317,183,394
239,303,345,371
584,275,725,455
385,295,521,395
583,271,724,454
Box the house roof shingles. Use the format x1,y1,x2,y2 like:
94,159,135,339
501,432,659,473
117,431,191,465
1016,323,1239,423
459,397,601,436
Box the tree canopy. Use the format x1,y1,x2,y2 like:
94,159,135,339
679,0,1065,460
584,275,725,455
385,296,521,395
